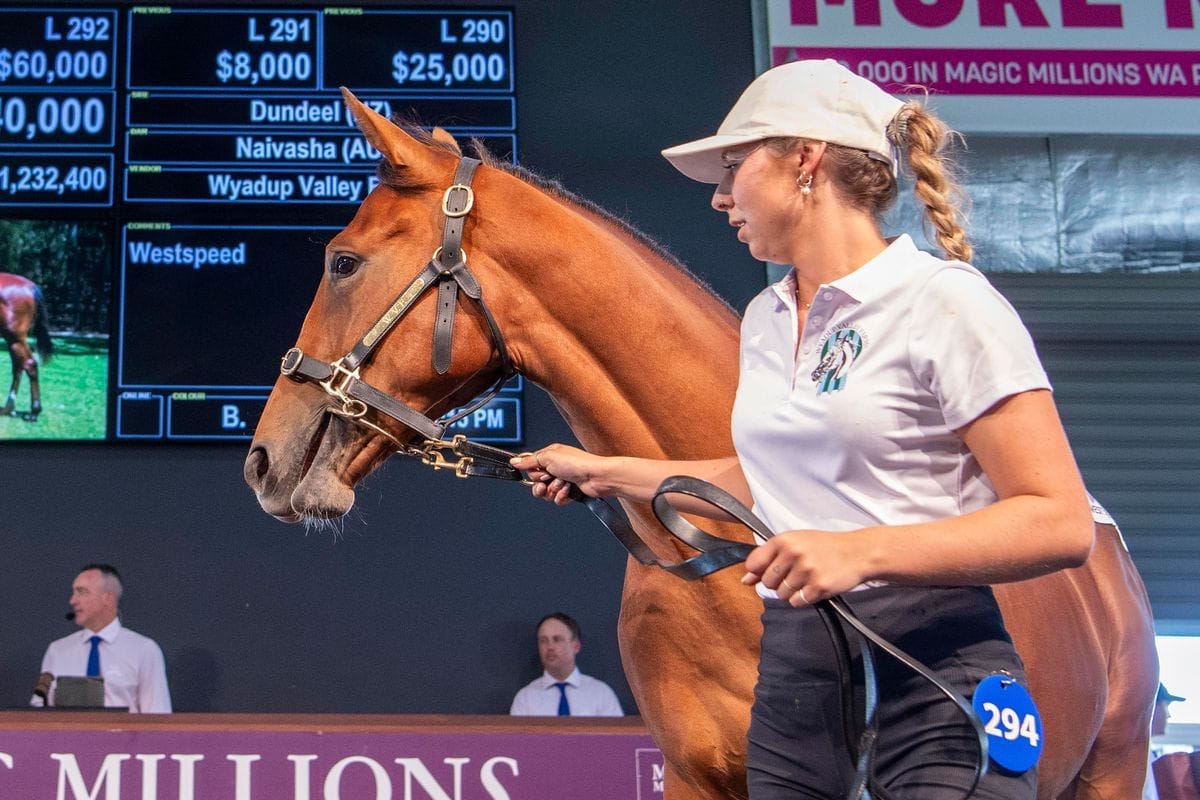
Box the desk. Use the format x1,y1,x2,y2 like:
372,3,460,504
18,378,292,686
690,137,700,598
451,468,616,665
0,712,663,799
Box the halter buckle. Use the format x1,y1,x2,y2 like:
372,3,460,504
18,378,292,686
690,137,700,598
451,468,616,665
442,183,475,218
280,347,304,378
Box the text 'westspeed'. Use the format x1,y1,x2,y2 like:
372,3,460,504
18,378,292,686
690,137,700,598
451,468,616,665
127,240,247,269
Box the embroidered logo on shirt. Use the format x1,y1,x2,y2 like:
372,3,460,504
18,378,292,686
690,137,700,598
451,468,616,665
812,328,864,393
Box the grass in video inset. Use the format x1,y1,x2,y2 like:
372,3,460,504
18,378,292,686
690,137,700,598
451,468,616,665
0,219,109,441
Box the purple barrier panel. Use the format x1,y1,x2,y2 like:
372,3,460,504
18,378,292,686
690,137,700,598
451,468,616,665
0,725,665,799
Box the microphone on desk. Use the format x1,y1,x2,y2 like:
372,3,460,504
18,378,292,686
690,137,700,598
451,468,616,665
65,610,75,621
33,672,53,702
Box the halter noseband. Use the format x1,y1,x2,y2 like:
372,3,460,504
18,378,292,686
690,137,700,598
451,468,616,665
278,156,523,479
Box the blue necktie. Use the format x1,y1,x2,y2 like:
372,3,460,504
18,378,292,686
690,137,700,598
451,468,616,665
554,682,570,716
86,635,102,677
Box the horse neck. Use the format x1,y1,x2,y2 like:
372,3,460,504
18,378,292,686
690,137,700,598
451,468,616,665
485,179,743,461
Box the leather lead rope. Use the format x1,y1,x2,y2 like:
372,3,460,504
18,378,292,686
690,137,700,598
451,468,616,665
412,443,987,800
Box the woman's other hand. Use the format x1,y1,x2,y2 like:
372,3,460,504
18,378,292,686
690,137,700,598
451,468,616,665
742,530,872,607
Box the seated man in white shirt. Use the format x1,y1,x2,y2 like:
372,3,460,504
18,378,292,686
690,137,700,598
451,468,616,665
510,612,623,717
32,563,172,713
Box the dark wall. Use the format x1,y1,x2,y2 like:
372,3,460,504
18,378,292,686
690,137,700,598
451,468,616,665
0,0,763,713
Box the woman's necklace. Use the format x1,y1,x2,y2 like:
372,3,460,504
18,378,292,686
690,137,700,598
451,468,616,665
796,279,817,311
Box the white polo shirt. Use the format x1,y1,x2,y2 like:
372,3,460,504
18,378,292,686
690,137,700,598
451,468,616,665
732,235,1050,596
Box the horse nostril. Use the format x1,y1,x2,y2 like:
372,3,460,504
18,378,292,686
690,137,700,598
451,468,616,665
244,446,270,486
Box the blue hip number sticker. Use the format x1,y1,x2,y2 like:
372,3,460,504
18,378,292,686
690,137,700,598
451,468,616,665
972,673,1043,773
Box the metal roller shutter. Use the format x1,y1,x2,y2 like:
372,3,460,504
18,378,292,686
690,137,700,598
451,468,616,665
990,272,1200,633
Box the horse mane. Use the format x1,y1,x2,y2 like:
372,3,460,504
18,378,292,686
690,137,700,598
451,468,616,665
375,118,736,316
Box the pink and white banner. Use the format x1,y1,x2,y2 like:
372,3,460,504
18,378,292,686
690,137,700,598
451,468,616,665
764,1,1200,133
0,715,664,800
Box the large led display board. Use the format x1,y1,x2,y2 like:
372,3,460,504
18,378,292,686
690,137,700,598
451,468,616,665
0,5,521,442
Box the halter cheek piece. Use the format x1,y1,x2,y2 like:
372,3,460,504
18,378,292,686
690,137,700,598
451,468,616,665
278,156,523,479
278,155,987,800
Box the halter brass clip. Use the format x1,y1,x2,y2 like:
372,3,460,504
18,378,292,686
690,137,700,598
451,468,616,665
418,437,474,478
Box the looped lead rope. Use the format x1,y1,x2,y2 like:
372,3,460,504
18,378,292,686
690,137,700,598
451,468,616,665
648,475,988,800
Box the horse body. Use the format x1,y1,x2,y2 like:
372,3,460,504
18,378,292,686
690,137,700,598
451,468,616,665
0,272,53,420
997,524,1158,799
245,94,1156,799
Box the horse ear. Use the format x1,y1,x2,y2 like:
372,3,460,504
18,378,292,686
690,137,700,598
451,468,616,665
430,127,462,155
339,86,427,169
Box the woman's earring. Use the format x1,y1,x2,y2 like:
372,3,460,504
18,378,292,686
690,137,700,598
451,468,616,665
797,172,813,196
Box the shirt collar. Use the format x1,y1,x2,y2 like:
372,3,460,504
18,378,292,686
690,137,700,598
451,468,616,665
832,234,918,303
79,618,123,644
767,234,919,308
540,668,581,688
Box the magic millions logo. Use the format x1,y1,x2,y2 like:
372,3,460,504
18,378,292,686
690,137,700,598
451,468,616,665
636,748,665,797
811,326,866,394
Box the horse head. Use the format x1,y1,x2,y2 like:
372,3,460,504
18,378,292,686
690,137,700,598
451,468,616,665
247,88,742,525
245,90,526,521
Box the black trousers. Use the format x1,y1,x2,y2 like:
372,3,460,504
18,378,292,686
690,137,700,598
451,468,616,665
747,585,1038,800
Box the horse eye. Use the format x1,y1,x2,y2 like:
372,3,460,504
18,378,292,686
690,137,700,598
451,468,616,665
330,254,359,277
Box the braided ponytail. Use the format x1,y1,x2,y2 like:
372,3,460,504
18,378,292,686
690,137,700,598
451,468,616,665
888,103,972,263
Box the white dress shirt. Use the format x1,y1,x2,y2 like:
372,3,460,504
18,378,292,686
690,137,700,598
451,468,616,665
33,618,171,713
510,667,623,717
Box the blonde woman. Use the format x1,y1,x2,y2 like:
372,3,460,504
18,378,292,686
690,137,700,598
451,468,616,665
514,59,1092,799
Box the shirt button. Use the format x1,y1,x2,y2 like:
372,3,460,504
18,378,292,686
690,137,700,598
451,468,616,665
810,316,823,326
822,291,833,301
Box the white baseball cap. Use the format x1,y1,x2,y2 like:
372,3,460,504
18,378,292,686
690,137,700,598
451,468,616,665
662,59,904,184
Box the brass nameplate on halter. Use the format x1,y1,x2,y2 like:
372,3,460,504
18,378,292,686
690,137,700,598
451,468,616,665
362,276,427,348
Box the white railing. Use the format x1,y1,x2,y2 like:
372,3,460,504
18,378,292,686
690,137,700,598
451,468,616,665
1156,722,1200,750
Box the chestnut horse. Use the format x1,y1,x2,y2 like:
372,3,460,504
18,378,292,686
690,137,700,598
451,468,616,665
245,92,1157,799
0,272,53,420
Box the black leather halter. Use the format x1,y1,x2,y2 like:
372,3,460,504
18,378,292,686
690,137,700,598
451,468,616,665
278,156,526,479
